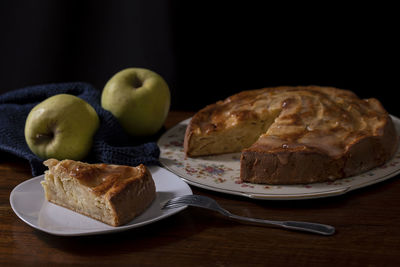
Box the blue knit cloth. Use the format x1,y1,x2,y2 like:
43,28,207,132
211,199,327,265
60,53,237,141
0,82,160,176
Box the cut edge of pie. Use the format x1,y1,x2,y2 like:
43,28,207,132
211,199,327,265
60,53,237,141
41,159,156,226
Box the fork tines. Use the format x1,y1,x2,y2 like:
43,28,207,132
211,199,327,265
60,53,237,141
162,195,201,210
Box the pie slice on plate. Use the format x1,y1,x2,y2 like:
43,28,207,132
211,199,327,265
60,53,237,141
41,159,156,226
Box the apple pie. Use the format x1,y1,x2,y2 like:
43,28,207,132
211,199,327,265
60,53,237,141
184,86,398,184
41,159,156,226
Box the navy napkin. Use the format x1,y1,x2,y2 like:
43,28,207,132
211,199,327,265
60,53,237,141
0,82,160,176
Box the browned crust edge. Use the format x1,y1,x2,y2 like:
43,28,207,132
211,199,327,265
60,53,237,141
183,120,194,156
108,165,156,226
240,115,398,184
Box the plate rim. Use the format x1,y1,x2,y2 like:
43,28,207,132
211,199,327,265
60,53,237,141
158,114,400,200
9,166,192,236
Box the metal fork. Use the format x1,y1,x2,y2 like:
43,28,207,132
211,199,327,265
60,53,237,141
162,195,335,236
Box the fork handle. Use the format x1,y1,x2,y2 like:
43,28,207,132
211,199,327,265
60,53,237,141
228,214,335,235
280,221,335,235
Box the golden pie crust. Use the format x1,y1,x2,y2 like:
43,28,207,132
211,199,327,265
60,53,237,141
41,159,156,226
184,86,398,184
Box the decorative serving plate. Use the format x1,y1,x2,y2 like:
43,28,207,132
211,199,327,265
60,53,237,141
158,116,400,200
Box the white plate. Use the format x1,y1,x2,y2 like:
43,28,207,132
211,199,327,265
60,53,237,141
10,166,192,236
158,116,400,200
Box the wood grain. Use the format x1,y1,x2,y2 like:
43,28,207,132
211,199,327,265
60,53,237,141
1,111,400,266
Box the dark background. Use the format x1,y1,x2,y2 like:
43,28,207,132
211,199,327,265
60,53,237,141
0,1,398,115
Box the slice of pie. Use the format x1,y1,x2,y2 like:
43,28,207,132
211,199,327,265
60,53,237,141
184,86,398,184
41,159,156,226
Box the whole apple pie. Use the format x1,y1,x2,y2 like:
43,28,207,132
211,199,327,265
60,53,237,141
41,159,156,226
184,86,398,184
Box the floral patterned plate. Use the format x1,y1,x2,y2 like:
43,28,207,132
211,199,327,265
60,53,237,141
158,116,400,200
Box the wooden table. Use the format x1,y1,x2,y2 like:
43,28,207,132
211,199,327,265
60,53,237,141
1,111,400,266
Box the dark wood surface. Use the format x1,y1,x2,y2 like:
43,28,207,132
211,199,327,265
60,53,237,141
1,111,400,266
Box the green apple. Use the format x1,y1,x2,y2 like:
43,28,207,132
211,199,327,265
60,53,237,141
101,68,170,136
24,94,100,160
